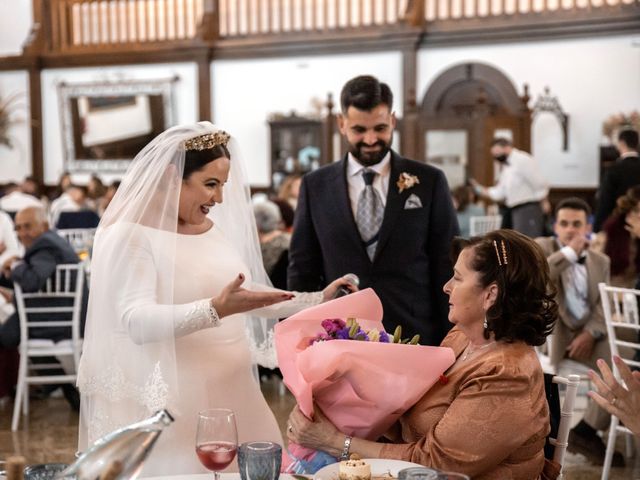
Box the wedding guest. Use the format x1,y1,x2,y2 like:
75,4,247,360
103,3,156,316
594,129,640,232
288,229,556,479
592,186,640,288
278,174,302,211
86,174,107,211
0,183,43,216
98,180,120,216
470,138,548,237
77,122,353,476
589,355,640,439
254,200,290,290
20,176,43,200
49,184,88,227
535,198,624,466
451,184,484,238
49,171,72,201
271,198,295,233
0,206,87,411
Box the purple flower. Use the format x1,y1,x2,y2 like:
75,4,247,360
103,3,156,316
379,331,390,343
353,329,369,341
321,318,346,336
336,327,351,340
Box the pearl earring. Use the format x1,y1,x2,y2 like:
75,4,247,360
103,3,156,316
483,317,488,329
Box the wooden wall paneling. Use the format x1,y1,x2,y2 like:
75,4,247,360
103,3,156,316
58,0,68,50
401,45,418,160
97,0,104,44
198,53,212,121
174,0,181,38
28,67,43,184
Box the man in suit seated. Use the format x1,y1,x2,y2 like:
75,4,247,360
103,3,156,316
288,75,458,346
535,197,624,466
0,206,88,410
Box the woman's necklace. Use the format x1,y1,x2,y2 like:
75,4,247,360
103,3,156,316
461,341,496,361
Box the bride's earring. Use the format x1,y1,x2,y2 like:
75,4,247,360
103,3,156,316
483,316,488,330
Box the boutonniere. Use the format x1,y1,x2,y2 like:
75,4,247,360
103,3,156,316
438,374,449,385
396,172,420,193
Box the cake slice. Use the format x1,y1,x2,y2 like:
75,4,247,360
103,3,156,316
338,454,371,480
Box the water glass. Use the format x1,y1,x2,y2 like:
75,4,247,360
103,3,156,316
398,467,439,480
401,468,438,480
23,463,69,480
433,473,470,480
237,441,282,480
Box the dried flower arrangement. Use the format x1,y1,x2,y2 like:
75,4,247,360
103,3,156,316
0,91,26,149
602,111,640,142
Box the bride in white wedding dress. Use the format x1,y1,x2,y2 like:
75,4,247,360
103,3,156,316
77,122,350,476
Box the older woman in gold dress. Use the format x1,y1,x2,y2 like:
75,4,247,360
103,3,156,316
287,229,558,479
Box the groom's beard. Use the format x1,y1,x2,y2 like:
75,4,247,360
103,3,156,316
350,139,391,167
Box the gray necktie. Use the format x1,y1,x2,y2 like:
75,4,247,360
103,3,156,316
356,169,384,261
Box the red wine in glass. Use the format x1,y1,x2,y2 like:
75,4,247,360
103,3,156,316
196,441,237,471
196,409,238,480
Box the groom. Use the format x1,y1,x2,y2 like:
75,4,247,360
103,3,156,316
288,75,458,345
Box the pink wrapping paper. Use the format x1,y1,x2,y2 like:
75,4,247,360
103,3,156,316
275,288,455,441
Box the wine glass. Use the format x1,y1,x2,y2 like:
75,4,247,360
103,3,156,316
195,409,238,480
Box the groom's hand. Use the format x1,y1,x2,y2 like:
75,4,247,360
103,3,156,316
211,273,294,318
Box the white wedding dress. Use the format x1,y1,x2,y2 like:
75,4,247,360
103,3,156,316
80,222,321,477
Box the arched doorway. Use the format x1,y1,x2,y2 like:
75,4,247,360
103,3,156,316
419,62,531,188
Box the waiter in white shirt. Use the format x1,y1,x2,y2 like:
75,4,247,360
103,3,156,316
470,137,549,237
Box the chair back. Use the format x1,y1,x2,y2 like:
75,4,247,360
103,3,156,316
56,210,100,229
547,374,580,478
598,283,640,369
14,263,85,369
57,228,96,256
469,215,502,237
598,282,640,479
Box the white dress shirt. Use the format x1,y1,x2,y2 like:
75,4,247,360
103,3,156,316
0,191,43,212
559,242,589,327
346,152,391,218
486,148,548,208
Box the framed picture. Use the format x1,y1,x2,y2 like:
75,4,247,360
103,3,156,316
57,78,178,173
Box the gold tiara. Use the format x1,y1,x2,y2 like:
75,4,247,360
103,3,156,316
184,130,230,151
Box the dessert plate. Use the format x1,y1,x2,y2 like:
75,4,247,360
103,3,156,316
314,459,425,480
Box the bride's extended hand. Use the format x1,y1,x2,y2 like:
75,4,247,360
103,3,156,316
212,273,294,318
321,275,359,302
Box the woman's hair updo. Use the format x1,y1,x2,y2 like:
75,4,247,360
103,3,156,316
451,229,557,346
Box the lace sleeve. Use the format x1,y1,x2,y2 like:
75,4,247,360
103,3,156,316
248,289,324,318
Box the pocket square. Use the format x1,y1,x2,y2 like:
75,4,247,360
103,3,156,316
404,194,423,210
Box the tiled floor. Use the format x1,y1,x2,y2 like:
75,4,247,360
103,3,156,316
0,378,637,479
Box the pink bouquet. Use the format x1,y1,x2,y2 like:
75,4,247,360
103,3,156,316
274,288,455,473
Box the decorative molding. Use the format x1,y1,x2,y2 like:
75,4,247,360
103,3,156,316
57,78,178,173
532,87,569,151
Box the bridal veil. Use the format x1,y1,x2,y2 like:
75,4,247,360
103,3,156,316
77,122,275,447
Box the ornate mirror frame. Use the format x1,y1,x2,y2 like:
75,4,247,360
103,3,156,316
57,78,177,173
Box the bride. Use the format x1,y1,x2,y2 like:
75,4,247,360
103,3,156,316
77,122,350,476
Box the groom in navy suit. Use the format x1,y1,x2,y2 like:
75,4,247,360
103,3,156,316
288,75,459,345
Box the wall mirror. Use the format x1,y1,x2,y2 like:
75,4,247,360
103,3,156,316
57,78,177,172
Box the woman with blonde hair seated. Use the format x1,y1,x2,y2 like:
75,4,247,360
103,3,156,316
288,229,558,479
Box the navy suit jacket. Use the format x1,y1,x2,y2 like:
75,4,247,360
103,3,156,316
0,230,88,346
287,151,459,345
